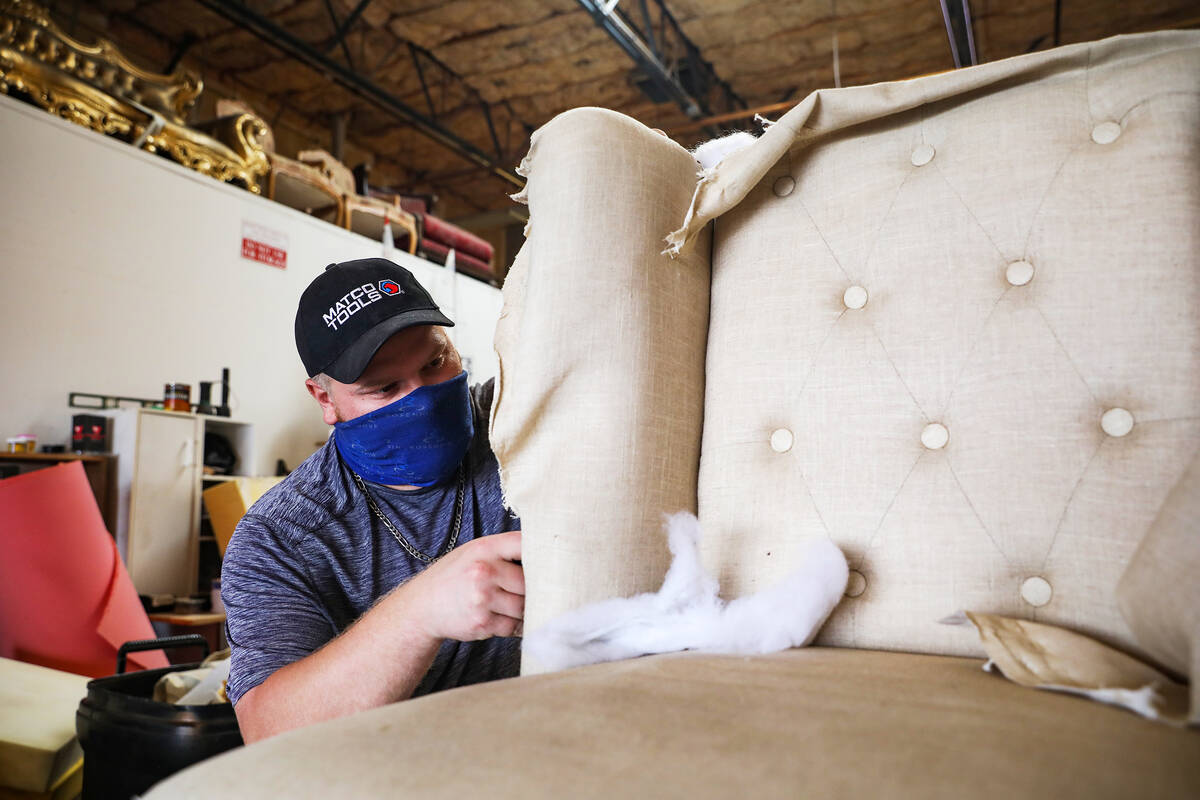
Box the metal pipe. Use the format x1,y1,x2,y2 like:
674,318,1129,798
962,0,978,65
938,0,977,68
331,112,347,161
638,0,658,57
938,0,962,68
831,0,841,88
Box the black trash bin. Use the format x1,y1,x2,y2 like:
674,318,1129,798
76,635,243,800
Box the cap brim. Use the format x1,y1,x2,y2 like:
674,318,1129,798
321,308,455,383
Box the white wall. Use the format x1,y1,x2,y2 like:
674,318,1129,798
0,94,503,475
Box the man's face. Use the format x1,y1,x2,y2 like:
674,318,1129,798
305,325,462,425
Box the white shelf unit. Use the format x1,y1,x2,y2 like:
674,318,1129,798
107,408,254,597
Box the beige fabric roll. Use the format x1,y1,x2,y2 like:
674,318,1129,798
147,648,1200,800
490,108,710,672
1118,449,1200,723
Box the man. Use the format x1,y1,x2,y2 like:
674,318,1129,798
222,258,523,743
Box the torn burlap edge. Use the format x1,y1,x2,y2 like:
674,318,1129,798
943,611,1193,727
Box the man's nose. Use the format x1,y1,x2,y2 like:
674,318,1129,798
407,375,440,395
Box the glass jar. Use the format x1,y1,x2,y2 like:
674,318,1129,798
6,434,36,453
163,383,192,413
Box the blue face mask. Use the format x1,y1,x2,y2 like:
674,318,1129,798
333,371,474,487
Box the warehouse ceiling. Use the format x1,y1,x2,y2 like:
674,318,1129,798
61,0,1200,224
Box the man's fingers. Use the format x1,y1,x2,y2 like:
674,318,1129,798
485,530,522,562
493,559,525,596
490,587,524,621
489,613,522,639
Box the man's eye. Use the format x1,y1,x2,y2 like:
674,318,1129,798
427,355,446,370
377,383,398,395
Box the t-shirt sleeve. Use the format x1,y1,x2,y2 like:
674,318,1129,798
221,513,336,706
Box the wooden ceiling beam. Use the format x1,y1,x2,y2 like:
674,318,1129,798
665,98,797,136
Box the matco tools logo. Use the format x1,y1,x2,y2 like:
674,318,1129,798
323,280,405,330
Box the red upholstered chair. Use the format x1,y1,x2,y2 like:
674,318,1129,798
417,238,496,283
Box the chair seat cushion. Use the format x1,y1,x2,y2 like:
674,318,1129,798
0,658,88,794
148,648,1199,799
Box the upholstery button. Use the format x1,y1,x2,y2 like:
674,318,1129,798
911,143,935,166
1091,121,1122,144
1021,576,1053,607
773,176,795,197
1006,260,1035,286
846,570,867,598
843,285,868,310
1101,407,1134,437
769,428,794,453
921,422,949,450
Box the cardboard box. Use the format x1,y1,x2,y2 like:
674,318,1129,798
202,478,281,557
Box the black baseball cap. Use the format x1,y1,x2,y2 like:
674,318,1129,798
295,258,454,383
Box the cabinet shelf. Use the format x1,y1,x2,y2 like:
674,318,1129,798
105,408,254,597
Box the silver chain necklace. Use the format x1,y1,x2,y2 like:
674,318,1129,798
351,460,466,563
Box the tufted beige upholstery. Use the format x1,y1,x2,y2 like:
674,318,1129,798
494,30,1200,671
694,30,1200,660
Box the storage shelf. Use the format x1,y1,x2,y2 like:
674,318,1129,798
0,451,110,463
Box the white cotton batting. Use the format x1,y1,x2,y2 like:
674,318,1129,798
690,130,758,170
522,512,849,672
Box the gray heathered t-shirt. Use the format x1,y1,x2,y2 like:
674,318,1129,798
221,379,521,706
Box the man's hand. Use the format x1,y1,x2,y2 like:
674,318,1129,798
234,530,523,743
400,530,524,642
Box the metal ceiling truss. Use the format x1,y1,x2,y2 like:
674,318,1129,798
402,40,520,164
193,0,525,189
321,0,374,59
318,0,526,167
320,0,358,70
576,0,745,127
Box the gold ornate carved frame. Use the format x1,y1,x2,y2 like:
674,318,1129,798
0,0,268,193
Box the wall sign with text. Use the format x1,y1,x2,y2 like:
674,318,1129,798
241,221,288,269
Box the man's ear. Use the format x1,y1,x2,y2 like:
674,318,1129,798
305,378,340,426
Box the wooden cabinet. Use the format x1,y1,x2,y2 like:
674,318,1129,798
107,409,253,597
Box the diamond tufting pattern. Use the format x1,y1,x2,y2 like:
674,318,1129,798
699,35,1200,658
